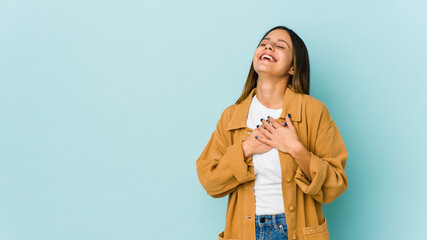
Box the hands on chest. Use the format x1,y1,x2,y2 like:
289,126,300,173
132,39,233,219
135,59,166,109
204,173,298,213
243,113,299,155
242,113,313,181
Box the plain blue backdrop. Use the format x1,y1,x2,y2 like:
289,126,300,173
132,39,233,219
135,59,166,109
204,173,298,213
1,0,426,239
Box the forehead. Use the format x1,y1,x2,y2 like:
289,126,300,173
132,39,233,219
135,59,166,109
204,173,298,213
262,29,292,47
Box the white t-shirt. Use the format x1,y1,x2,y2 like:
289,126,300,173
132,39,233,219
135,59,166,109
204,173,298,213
246,94,285,215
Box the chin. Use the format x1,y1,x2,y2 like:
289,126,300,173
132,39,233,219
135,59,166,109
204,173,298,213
255,65,274,73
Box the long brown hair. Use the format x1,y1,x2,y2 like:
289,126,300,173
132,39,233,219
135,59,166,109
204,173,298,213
235,26,310,104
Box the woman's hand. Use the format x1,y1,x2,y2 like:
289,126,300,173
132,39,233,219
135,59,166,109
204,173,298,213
255,114,303,155
257,114,313,181
242,127,273,158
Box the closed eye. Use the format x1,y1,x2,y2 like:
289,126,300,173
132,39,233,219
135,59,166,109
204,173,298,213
259,43,285,49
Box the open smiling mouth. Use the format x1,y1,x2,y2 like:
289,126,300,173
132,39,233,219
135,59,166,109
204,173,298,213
259,54,276,62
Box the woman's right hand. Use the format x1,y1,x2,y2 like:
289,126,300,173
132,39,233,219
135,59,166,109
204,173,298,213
242,127,273,158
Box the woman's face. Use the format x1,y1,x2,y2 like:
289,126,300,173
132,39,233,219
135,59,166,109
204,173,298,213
253,29,294,78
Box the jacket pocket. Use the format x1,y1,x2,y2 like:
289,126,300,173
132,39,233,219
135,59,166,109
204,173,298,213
218,230,240,240
301,218,330,240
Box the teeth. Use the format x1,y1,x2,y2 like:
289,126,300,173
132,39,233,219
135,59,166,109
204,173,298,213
261,54,274,62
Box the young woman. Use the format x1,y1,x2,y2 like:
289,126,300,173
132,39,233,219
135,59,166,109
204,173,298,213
196,25,348,240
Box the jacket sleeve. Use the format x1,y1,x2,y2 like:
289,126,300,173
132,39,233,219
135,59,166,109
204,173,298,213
294,105,348,204
196,109,256,198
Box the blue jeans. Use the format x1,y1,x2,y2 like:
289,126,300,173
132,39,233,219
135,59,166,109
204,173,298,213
255,212,288,240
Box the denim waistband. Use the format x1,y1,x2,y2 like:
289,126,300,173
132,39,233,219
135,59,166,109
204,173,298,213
255,212,287,230
255,212,286,219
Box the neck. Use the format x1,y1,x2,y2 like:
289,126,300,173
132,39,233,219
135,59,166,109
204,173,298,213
255,75,289,110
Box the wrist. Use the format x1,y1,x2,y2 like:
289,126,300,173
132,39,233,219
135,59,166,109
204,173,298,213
289,142,307,157
242,141,252,158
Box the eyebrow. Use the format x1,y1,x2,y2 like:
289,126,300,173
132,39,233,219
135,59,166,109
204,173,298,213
262,37,290,49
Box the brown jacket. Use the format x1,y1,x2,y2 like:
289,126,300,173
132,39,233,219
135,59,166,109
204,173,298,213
196,86,348,240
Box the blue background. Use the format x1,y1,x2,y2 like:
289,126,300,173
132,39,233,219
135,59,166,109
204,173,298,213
1,0,426,239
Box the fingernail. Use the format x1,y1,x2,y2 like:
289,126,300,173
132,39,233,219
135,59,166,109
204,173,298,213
288,113,291,118
260,118,263,122
256,125,259,128
255,136,258,139
267,116,270,119
284,122,287,126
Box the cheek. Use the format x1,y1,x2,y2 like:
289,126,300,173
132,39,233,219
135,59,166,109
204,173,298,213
279,53,292,64
253,52,262,64
254,49,261,59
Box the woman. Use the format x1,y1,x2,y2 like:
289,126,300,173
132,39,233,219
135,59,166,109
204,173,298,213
196,25,348,240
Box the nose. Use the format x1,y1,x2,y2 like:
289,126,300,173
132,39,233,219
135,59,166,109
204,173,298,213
264,44,273,50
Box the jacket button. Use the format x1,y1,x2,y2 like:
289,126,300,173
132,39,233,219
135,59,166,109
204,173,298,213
291,234,297,239
285,176,292,183
288,205,295,212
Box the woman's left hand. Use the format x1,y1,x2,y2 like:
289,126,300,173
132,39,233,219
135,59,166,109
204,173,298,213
255,114,303,155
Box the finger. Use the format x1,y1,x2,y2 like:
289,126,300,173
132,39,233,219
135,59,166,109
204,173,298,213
257,121,273,139
265,117,276,131
268,116,282,129
261,118,275,135
285,113,294,129
255,134,273,146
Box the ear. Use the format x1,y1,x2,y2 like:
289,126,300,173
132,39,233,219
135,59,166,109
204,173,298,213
288,66,294,75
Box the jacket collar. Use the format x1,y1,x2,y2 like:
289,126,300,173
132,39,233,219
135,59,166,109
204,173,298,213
227,86,302,131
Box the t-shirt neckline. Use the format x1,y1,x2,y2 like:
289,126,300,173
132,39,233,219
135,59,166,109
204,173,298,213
253,94,282,112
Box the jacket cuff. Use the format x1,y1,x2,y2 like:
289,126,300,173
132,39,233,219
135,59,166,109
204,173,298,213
294,151,327,195
224,139,255,183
